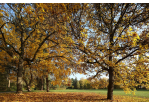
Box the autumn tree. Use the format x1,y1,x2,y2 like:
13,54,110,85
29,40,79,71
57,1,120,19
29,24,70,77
67,3,149,100
78,78,91,89
127,53,149,90
90,77,108,89
0,3,76,94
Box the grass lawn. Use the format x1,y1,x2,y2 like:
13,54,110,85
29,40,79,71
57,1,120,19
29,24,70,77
31,89,149,98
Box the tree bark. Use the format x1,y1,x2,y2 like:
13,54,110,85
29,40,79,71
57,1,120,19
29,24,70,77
17,58,23,94
17,25,24,94
107,68,114,100
46,77,49,92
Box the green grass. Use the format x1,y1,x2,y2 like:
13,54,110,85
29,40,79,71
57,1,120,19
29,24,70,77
31,89,149,98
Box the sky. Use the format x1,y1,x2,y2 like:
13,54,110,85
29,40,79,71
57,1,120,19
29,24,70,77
69,73,88,80
69,72,108,80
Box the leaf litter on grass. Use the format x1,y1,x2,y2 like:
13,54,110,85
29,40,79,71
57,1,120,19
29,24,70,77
0,92,149,102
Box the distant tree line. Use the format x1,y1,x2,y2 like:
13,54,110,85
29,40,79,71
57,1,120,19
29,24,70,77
67,77,109,89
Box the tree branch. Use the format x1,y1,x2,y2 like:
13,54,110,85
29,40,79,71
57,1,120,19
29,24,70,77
31,31,56,62
92,70,103,79
23,22,39,44
0,47,13,57
112,3,130,36
116,48,138,64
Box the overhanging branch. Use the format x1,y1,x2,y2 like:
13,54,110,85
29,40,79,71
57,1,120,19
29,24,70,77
116,48,138,64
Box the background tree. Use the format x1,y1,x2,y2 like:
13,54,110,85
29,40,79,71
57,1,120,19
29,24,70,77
79,78,85,89
98,78,108,89
76,79,80,89
73,78,77,89
0,70,8,91
71,78,75,89
35,76,46,90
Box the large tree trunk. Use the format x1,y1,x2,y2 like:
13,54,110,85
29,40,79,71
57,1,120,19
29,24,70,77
17,29,24,94
46,77,49,92
17,58,23,94
107,68,114,100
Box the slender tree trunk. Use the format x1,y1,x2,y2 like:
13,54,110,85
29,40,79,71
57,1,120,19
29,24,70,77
27,85,31,92
8,79,10,91
17,58,23,94
7,75,10,91
41,76,43,90
107,68,114,100
23,79,31,92
8,79,10,88
46,77,49,92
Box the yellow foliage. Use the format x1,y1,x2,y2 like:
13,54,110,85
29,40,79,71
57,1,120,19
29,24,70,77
0,12,3,16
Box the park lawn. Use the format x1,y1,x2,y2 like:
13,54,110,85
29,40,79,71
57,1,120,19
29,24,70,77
32,89,149,98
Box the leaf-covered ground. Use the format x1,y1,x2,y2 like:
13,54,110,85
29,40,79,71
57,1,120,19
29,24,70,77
0,92,149,102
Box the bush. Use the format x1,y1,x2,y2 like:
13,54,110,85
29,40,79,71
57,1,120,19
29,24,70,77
10,84,17,91
55,88,66,90
114,85,121,89
66,87,72,89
